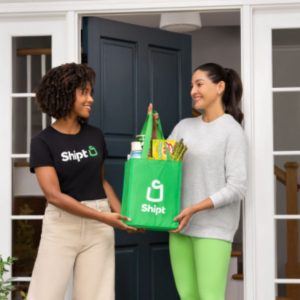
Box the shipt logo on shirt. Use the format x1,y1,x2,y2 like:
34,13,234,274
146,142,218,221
141,180,166,215
61,146,98,162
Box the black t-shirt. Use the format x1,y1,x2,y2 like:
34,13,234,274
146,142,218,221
30,123,108,201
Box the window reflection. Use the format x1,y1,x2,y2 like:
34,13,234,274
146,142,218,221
273,29,300,88
12,36,51,94
12,158,46,216
12,220,42,277
276,219,300,276
12,282,29,300
273,92,300,151
276,283,300,299
274,156,300,215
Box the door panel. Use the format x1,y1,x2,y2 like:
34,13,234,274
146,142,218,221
115,247,139,300
101,38,137,157
83,16,191,300
149,46,180,134
150,244,178,299
101,39,136,135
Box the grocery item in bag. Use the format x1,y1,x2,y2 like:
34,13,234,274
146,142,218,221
152,139,176,160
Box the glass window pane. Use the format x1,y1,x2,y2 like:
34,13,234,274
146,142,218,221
273,92,300,151
12,282,29,300
12,220,42,277
272,29,300,88
274,156,300,215
276,220,300,279
12,36,51,93
12,158,46,215
276,284,300,299
12,97,51,154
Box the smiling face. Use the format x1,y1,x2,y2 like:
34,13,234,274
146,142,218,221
70,82,94,119
191,70,225,112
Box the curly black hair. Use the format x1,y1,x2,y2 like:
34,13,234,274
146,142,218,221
35,63,96,119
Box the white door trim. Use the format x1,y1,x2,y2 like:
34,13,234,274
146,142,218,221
0,24,13,260
66,11,81,63
1,0,300,15
253,9,275,299
241,5,256,300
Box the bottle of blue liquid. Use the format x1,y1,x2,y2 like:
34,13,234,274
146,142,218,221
130,141,142,159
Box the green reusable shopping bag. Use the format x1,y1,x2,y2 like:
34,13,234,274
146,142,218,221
121,110,181,231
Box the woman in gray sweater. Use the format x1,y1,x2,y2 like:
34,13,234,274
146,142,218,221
168,63,248,300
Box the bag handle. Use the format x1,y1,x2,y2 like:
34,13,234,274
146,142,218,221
140,110,164,138
140,110,156,159
140,110,172,160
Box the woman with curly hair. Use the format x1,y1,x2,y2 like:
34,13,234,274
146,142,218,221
27,63,135,300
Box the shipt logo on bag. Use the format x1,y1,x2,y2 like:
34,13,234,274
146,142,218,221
141,180,166,215
61,146,98,162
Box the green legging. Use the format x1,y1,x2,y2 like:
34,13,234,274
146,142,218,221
169,233,232,300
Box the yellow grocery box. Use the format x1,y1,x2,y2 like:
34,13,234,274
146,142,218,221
152,139,176,160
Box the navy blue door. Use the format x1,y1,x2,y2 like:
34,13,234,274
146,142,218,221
83,17,191,300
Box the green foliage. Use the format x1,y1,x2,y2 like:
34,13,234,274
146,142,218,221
0,256,17,300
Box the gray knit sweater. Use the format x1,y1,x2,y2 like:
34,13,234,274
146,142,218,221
169,114,248,242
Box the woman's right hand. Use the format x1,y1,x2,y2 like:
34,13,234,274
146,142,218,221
101,212,137,233
148,103,159,139
171,206,195,233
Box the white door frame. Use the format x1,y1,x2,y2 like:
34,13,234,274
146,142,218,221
0,14,69,284
253,5,300,299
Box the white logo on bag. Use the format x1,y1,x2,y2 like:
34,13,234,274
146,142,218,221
146,180,164,202
141,180,166,215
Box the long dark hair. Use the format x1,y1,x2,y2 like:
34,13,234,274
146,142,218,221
35,63,96,119
194,63,243,124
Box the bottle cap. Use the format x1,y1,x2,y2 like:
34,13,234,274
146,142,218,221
131,141,142,151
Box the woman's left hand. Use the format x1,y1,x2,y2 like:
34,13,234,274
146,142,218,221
171,206,195,233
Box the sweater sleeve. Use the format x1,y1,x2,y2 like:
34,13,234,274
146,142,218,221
209,127,248,208
167,121,181,141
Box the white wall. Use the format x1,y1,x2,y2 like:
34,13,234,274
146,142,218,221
191,26,241,73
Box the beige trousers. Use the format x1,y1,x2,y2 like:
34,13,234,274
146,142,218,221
27,199,115,300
